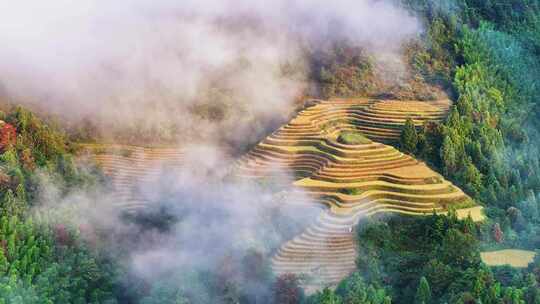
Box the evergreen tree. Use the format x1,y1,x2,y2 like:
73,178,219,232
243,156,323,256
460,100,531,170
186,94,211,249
460,157,483,195
338,273,391,304
400,118,418,154
415,277,432,304
440,137,457,176
312,288,343,304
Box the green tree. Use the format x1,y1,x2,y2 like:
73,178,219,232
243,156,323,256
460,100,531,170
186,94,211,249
415,277,432,304
337,273,391,304
400,118,419,154
312,288,343,304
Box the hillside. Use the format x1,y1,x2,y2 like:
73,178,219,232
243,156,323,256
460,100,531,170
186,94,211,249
2,0,540,303
234,98,482,291
80,96,484,293
80,144,185,212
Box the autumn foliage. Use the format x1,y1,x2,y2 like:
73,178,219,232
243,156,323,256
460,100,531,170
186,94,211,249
492,223,504,243
0,121,16,152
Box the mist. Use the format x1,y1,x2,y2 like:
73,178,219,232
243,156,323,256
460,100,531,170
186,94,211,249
0,0,420,145
2,0,425,302
31,143,321,302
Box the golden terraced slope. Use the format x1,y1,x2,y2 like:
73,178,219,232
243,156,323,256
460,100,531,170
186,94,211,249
83,98,483,293
235,98,483,292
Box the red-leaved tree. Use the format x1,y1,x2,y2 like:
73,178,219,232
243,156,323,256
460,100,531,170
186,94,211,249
493,223,504,243
0,122,16,152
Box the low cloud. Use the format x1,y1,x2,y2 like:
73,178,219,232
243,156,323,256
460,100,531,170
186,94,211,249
0,0,420,145
10,1,421,300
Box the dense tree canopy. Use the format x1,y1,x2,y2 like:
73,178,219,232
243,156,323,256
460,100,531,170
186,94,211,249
0,107,116,303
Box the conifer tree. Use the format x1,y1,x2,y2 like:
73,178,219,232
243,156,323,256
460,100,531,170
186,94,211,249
400,118,418,154
415,276,432,304
316,288,342,304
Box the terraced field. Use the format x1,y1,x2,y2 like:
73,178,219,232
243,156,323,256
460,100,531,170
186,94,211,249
81,144,184,212
235,98,482,292
82,98,478,293
292,98,451,143
481,250,537,268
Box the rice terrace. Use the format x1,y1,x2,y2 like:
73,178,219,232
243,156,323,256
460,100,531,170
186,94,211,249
85,98,486,292
1,1,540,303
235,97,483,291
